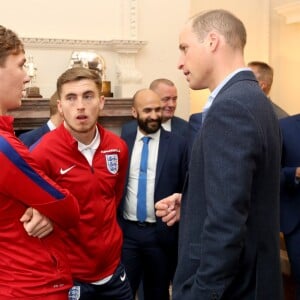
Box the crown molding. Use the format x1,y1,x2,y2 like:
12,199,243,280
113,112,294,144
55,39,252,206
274,1,300,24
21,37,147,52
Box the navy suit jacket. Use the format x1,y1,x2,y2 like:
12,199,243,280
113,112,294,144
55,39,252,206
19,123,50,148
188,112,202,146
280,114,300,234
173,71,283,300
121,116,189,139
120,127,188,247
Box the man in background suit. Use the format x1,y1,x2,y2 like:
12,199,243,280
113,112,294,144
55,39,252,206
19,92,63,147
119,89,188,300
156,9,283,299
121,78,188,138
248,61,289,119
280,114,300,299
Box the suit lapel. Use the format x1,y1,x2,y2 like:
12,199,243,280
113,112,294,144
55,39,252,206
155,129,169,188
294,116,300,133
126,133,136,158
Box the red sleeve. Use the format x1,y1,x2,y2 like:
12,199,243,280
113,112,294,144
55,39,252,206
0,135,79,229
115,140,129,207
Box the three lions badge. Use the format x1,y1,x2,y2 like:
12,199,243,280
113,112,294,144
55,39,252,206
105,154,119,174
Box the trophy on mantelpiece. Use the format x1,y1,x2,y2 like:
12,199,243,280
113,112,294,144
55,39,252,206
69,51,113,97
25,55,42,98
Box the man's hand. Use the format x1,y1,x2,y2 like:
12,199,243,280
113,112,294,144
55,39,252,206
20,207,53,238
155,193,182,226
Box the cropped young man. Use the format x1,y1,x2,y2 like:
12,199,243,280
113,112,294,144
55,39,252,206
0,25,80,299
31,67,132,300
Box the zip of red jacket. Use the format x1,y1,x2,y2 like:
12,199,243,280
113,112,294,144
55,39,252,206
31,123,129,282
0,116,80,299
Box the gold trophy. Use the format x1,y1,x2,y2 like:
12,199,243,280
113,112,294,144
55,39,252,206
70,51,113,97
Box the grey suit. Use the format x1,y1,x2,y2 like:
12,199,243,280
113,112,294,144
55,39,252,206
173,71,283,299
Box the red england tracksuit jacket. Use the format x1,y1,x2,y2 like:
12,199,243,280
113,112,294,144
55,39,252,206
31,123,129,282
0,116,80,299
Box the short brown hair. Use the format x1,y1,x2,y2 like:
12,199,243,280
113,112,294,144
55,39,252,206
49,91,59,116
0,25,24,67
57,67,102,97
190,9,247,51
149,78,175,91
248,61,273,94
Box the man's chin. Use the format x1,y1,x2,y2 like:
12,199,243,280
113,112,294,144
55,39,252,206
7,99,22,111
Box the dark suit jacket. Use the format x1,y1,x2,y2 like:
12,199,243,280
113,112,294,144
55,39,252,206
188,112,202,146
173,71,283,300
120,127,188,247
280,114,300,234
271,101,289,120
121,116,189,139
19,123,50,148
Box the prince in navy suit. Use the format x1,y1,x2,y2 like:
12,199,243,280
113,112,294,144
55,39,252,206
280,114,300,298
156,10,283,300
119,89,188,300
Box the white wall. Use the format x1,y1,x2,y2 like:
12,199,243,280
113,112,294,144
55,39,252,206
136,0,190,119
269,0,300,115
0,0,191,119
189,0,271,113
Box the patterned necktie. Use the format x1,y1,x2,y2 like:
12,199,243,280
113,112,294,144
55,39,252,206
137,136,151,222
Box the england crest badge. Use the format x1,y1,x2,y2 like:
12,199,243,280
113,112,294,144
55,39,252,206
105,154,119,174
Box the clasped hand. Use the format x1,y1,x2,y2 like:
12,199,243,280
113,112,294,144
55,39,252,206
20,207,53,238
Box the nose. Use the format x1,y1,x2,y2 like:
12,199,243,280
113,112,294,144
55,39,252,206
150,110,158,120
177,54,184,70
166,99,176,107
24,73,30,84
76,98,85,110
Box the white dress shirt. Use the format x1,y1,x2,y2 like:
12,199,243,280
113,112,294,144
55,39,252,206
162,119,171,132
123,128,160,223
202,68,251,121
77,126,100,166
47,119,56,131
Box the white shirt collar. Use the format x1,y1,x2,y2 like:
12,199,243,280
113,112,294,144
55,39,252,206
203,67,251,113
136,128,161,142
47,119,56,131
77,126,100,152
161,119,171,132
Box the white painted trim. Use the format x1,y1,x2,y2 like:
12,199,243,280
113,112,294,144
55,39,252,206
21,37,147,52
274,1,300,24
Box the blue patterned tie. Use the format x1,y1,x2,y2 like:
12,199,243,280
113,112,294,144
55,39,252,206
137,136,151,222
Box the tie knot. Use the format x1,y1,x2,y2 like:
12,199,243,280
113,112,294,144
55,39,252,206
142,136,151,144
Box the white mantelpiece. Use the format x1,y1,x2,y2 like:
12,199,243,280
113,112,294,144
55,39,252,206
275,1,300,24
21,37,147,98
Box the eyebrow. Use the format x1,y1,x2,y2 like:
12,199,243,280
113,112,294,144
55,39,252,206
65,93,77,98
83,90,95,95
64,90,95,98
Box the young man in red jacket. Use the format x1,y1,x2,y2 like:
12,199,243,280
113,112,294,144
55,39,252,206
0,25,80,299
31,67,132,300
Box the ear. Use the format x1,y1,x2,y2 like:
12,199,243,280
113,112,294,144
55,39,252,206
99,95,105,110
207,31,219,52
131,106,137,119
57,99,63,116
259,81,268,94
